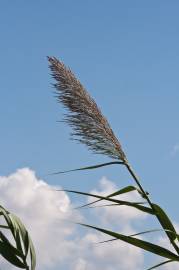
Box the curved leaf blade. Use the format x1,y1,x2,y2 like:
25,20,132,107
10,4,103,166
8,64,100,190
78,223,179,261
108,185,137,197
0,206,36,270
9,214,29,256
9,213,36,270
50,161,124,175
146,259,173,270
0,238,26,268
0,231,23,258
0,206,14,233
58,189,154,215
97,229,179,244
152,204,177,241
29,236,36,270
78,185,138,209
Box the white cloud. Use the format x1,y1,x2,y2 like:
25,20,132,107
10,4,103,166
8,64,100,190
171,143,179,156
0,168,146,270
151,223,179,270
161,262,179,270
0,168,81,270
73,232,143,270
88,177,146,228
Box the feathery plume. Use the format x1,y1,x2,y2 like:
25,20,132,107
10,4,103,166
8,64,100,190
48,56,126,161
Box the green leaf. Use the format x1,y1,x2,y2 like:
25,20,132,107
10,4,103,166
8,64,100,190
50,161,124,175
0,225,9,229
58,189,154,215
9,213,36,270
0,205,14,233
97,229,179,244
83,203,143,209
0,231,24,258
9,214,29,256
0,236,26,268
29,236,36,270
76,185,138,209
130,229,178,238
78,223,179,261
0,242,26,268
0,206,36,270
152,204,177,241
108,186,137,196
146,259,173,270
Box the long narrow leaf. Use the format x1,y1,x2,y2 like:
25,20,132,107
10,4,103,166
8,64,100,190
0,240,26,268
146,259,173,270
83,203,143,209
108,186,137,196
0,225,9,229
0,206,36,270
29,236,36,270
9,214,29,256
78,223,179,261
76,185,138,209
0,206,14,233
9,213,36,270
152,204,177,241
0,231,23,258
57,189,154,215
50,161,124,175
97,229,179,244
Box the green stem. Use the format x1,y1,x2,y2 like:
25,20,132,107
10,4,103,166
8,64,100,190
124,161,179,255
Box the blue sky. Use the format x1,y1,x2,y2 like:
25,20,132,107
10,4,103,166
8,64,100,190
0,1,179,269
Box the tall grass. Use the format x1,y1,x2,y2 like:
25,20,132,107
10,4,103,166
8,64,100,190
48,56,179,270
2,57,177,270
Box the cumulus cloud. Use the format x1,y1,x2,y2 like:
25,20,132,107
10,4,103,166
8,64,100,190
0,168,146,270
0,168,82,270
73,232,143,270
88,177,146,228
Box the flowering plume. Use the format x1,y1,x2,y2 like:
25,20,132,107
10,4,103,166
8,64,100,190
48,57,126,161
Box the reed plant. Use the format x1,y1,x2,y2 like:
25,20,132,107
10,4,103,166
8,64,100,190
48,56,179,270
0,204,36,269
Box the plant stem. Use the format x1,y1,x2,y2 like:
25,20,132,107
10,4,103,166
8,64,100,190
124,161,179,255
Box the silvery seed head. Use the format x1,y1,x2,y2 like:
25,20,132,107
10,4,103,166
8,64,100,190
48,57,126,161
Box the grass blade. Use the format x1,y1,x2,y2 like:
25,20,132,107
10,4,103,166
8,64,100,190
146,259,173,270
82,203,145,209
152,204,177,241
78,223,179,261
97,229,179,244
9,214,29,256
107,185,137,196
0,205,36,270
29,236,36,270
76,185,138,209
0,233,26,268
50,161,124,175
9,213,36,270
57,189,154,215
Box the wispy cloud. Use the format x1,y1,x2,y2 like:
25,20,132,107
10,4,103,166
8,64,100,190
171,143,179,156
